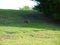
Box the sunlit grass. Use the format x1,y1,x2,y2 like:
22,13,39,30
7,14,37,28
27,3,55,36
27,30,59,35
0,26,60,45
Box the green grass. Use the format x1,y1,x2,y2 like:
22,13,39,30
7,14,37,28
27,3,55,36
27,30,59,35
0,26,60,45
0,9,38,15
0,9,60,45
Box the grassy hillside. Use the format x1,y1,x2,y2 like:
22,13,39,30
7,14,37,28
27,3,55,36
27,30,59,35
0,9,38,15
0,9,60,45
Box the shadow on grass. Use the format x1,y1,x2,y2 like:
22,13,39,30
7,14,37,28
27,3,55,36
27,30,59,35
0,22,60,31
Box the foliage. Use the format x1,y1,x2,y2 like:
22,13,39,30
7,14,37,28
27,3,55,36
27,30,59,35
20,6,31,10
33,0,60,21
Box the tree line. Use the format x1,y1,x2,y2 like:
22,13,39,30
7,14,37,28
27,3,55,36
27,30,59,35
33,0,60,22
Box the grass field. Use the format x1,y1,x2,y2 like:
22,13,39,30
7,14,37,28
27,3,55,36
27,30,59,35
0,9,60,45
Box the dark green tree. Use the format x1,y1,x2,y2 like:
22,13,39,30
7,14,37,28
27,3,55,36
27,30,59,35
33,0,60,21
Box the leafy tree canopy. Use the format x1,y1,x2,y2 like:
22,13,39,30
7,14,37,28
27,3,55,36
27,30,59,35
33,0,60,21
20,6,31,10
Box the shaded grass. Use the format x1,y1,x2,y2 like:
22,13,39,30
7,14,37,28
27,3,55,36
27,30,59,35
0,22,60,31
0,9,60,30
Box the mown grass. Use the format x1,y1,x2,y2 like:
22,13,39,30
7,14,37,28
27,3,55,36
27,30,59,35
0,9,60,45
0,26,60,45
